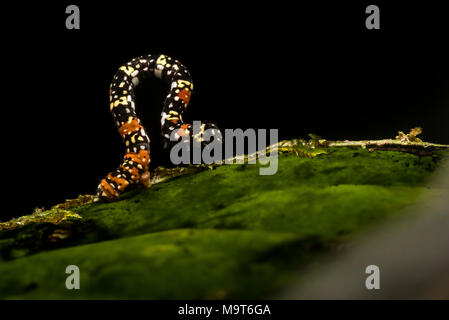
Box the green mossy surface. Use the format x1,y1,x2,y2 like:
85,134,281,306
0,147,447,299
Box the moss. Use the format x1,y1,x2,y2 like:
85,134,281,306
0,229,308,299
51,195,95,210
0,144,447,299
0,208,83,231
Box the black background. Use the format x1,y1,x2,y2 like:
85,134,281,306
1,300,448,319
1,1,448,221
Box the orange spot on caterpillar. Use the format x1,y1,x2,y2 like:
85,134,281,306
118,117,143,137
128,166,141,181
177,123,191,137
107,173,130,191
178,88,191,105
123,150,150,170
100,178,119,200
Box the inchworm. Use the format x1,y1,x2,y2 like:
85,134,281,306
95,54,215,202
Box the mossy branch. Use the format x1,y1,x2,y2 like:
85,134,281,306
328,139,449,156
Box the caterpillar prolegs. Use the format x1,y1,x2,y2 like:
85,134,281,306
95,54,218,202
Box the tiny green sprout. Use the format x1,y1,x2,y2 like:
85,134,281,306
308,134,329,148
396,127,423,143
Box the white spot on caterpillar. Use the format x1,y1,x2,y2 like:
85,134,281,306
161,112,168,126
132,77,139,86
154,69,162,79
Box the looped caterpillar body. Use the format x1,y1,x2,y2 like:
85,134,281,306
96,54,215,202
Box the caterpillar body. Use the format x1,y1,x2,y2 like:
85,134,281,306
95,54,216,202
